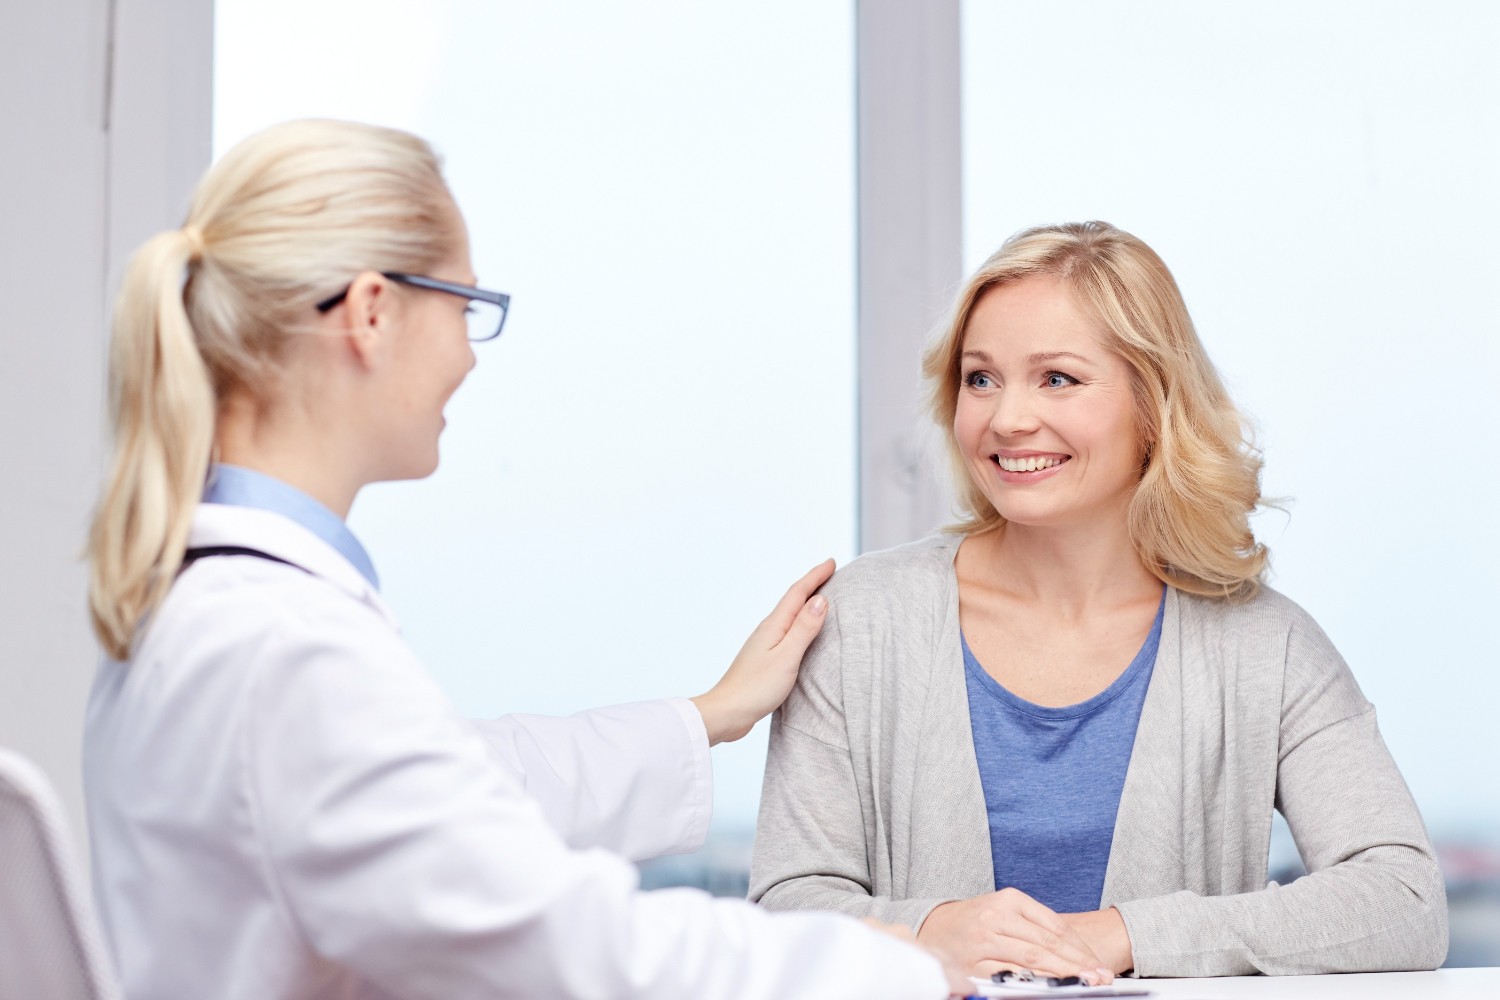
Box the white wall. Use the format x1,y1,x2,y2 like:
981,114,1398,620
0,0,211,846
961,0,1500,839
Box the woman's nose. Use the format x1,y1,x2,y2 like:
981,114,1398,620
990,387,1039,436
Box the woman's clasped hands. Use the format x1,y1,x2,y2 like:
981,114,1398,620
917,887,1122,987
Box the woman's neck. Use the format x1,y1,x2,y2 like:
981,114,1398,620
960,514,1160,619
215,394,362,519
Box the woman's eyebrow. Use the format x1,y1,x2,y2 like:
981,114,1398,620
1027,350,1093,366
963,349,1094,365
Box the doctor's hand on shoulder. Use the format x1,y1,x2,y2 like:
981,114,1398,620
691,558,835,746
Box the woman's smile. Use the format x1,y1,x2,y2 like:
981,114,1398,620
992,450,1071,481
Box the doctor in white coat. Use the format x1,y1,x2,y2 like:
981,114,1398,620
82,120,966,1000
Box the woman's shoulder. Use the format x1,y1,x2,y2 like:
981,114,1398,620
1175,580,1323,639
1175,582,1355,692
823,533,961,606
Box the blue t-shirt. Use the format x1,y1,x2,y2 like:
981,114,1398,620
963,590,1164,913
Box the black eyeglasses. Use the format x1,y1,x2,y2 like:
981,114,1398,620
315,272,510,342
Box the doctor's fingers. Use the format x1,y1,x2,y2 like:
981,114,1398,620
755,558,836,652
859,916,915,940
860,920,971,997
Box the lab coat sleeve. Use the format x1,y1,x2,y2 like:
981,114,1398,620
471,698,711,860
246,602,947,1000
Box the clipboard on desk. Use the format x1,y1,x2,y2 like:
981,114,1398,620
966,971,1154,998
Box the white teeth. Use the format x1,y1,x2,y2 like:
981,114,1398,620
995,455,1064,473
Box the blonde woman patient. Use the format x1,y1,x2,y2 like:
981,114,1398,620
749,222,1448,979
82,120,971,1000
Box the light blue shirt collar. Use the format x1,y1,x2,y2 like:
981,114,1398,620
202,465,380,590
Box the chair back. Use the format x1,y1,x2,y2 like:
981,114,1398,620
0,747,120,1000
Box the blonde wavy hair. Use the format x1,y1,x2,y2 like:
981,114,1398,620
88,119,461,659
922,221,1268,598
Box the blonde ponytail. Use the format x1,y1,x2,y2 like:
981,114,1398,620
89,230,216,659
87,119,460,658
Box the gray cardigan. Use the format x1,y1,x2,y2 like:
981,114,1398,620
748,535,1447,977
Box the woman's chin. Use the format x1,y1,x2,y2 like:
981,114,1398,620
990,499,1078,530
376,449,442,484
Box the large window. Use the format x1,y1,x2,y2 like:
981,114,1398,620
962,0,1500,964
216,0,859,853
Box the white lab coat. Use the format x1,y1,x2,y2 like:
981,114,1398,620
83,504,946,1000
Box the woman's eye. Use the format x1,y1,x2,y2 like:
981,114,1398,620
1044,371,1079,388
963,371,994,389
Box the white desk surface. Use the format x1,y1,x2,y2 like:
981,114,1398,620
1137,968,1499,998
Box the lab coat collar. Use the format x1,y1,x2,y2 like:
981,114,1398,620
189,503,401,630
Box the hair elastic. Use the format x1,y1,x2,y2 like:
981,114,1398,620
181,225,206,261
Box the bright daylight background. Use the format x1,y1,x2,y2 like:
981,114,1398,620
215,0,859,855
963,0,1500,836
218,0,1499,959
960,0,1500,962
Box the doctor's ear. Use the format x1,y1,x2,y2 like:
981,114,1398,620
341,270,395,368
